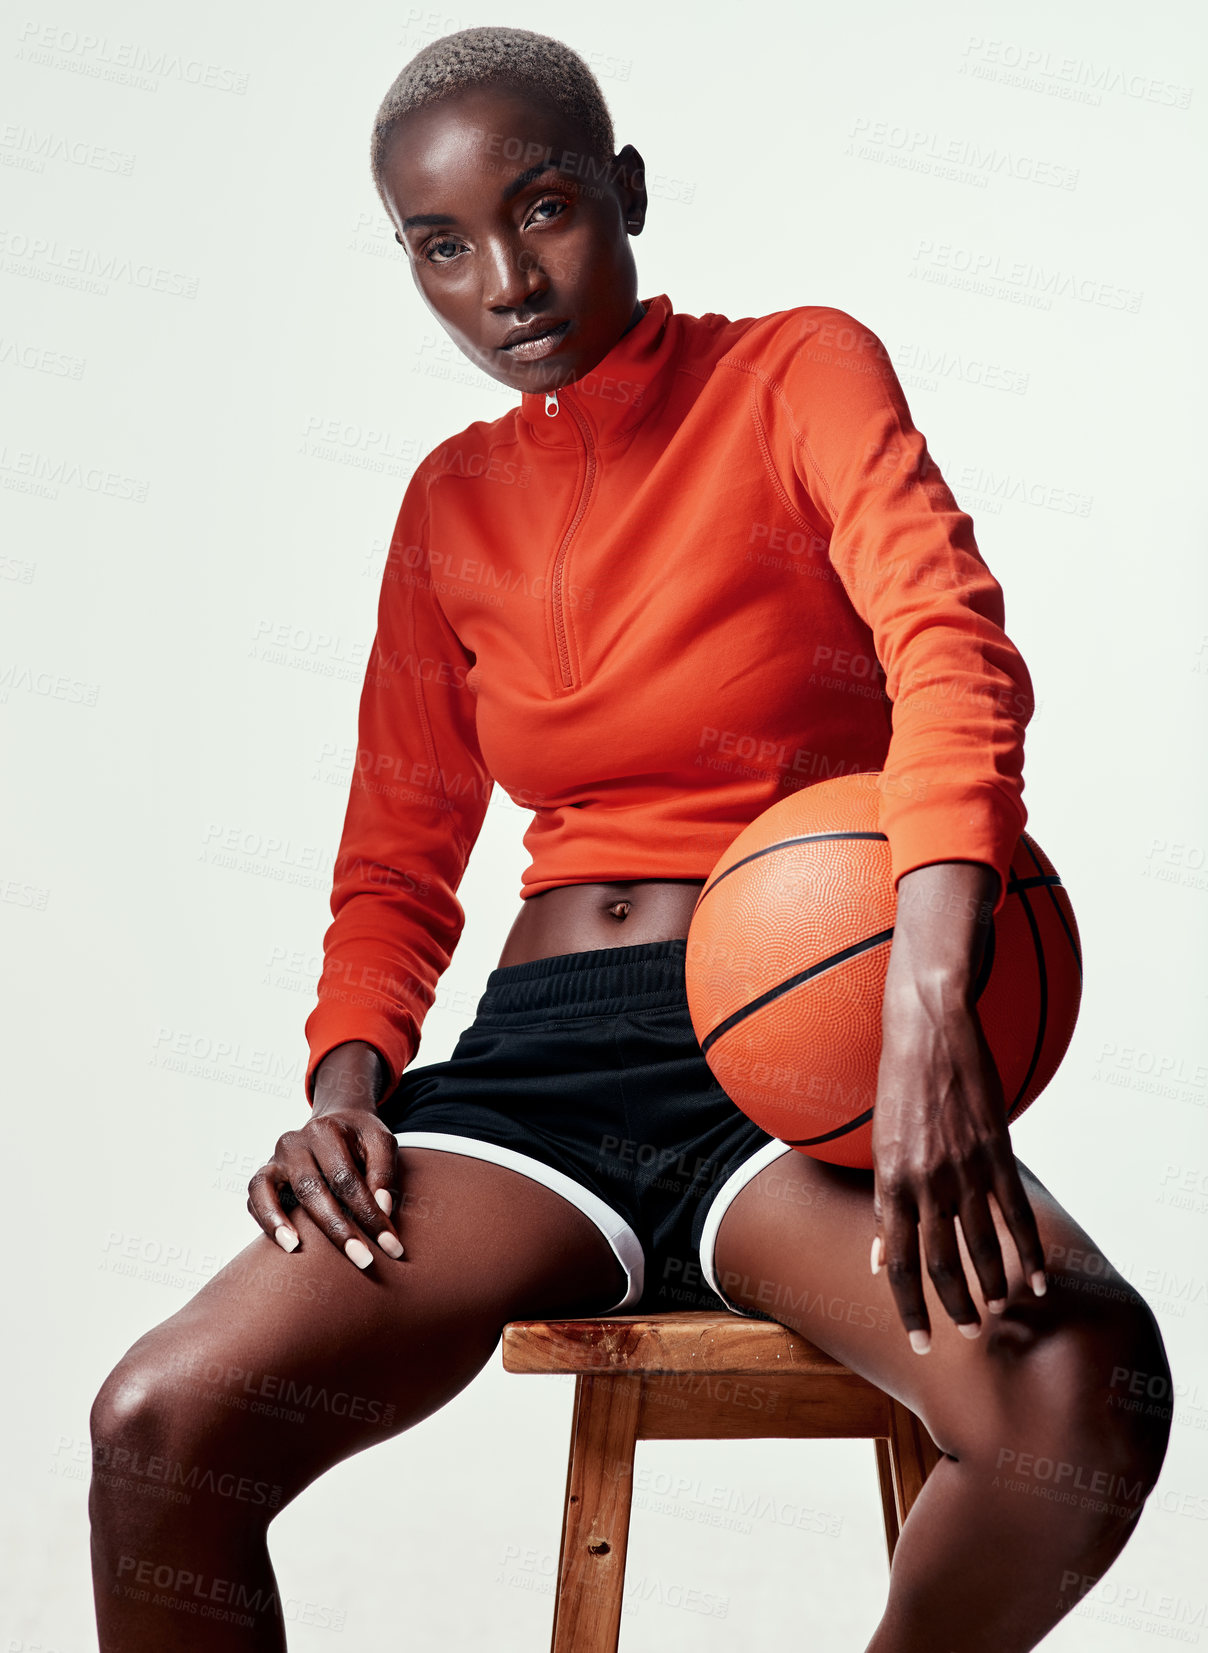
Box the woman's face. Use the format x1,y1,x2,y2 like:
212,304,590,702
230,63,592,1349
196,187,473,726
378,80,647,394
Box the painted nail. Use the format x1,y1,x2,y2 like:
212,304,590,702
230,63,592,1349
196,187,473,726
274,1227,299,1253
374,1188,394,1214
908,1329,931,1355
958,1321,982,1340
1030,1271,1048,1297
345,1237,374,1269
986,1298,1007,1314
870,1235,883,1276
377,1231,404,1259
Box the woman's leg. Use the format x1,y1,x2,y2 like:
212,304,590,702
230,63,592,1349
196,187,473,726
89,1145,629,1652
711,1151,1171,1653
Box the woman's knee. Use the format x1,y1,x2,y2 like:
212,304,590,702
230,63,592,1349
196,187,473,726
1095,1289,1173,1493
949,1283,1171,1509
90,1343,218,1546
90,1334,233,1505
92,1341,177,1457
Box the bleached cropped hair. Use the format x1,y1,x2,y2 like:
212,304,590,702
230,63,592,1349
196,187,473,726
370,25,616,203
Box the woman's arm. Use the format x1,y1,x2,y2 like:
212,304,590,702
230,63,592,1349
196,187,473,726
871,859,1047,1351
304,453,495,1106
247,453,494,1265
310,1039,391,1115
773,306,1035,919
771,308,1045,1343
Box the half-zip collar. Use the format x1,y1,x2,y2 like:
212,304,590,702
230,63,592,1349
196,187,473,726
516,293,676,448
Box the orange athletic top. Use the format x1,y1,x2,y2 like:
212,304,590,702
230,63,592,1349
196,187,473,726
303,293,1034,1103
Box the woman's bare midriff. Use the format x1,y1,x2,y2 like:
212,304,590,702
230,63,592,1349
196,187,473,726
495,878,707,969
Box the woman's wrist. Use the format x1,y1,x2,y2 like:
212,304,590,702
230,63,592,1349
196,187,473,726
885,860,999,1007
311,1040,390,1117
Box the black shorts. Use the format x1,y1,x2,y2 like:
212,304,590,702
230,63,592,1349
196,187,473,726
377,937,795,1317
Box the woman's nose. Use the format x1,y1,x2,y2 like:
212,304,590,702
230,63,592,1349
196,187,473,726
482,240,548,313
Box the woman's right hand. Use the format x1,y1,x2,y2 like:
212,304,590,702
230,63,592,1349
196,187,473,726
246,1041,406,1269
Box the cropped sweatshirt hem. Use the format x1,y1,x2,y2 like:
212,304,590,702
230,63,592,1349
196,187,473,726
303,293,1033,1103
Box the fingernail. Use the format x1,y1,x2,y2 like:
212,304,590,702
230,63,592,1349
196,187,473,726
986,1298,1007,1314
1030,1271,1047,1297
958,1321,982,1340
274,1227,299,1253
377,1231,404,1259
908,1329,931,1355
870,1235,883,1276
374,1188,394,1214
345,1238,374,1269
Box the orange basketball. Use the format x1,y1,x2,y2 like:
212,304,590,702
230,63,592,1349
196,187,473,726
684,772,1082,1168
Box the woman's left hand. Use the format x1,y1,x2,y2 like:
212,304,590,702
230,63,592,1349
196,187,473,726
870,861,1048,1353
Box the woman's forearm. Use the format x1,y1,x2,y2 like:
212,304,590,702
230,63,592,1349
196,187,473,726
885,860,999,1007
311,1040,390,1116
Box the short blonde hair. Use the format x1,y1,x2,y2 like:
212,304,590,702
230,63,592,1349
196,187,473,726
370,25,616,206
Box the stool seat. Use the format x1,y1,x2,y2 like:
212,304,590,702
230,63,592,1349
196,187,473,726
504,1307,850,1371
502,1310,943,1652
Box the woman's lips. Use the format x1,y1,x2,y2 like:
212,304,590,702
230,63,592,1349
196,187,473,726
500,319,572,361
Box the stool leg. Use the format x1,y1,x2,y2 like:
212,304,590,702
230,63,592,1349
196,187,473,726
884,1397,945,1561
874,1438,901,1563
550,1375,642,1653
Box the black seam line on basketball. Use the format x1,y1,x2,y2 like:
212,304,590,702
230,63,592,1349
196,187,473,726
693,832,889,911
784,1106,875,1147
990,869,1063,1009
972,914,996,1006
1006,879,1048,1122
697,927,896,1057
1018,835,1083,983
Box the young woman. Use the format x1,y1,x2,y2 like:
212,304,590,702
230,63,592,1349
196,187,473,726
90,26,1171,1651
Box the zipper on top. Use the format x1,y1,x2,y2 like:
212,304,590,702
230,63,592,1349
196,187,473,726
549,394,594,691
545,390,559,416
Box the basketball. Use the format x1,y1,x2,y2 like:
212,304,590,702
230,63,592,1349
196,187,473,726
683,772,1082,1168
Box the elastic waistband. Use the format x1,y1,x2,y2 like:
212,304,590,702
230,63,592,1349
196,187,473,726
476,937,689,1019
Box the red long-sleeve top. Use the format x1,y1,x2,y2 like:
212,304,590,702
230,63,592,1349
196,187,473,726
303,294,1034,1103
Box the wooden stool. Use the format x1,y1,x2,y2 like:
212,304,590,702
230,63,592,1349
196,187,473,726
502,1309,944,1653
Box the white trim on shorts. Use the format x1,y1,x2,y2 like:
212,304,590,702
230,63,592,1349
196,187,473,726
393,1129,644,1312
697,1137,796,1315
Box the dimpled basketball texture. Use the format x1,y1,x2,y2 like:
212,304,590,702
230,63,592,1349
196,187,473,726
684,772,1082,1168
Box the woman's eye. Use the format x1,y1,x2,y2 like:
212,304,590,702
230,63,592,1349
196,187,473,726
529,195,569,225
421,196,568,263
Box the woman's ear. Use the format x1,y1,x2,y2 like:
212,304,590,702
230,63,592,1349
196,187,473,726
613,143,648,237
395,229,404,246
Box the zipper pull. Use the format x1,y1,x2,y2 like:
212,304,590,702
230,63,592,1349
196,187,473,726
544,389,559,417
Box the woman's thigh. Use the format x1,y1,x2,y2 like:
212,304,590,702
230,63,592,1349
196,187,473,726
91,1146,629,1508
711,1150,1168,1462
